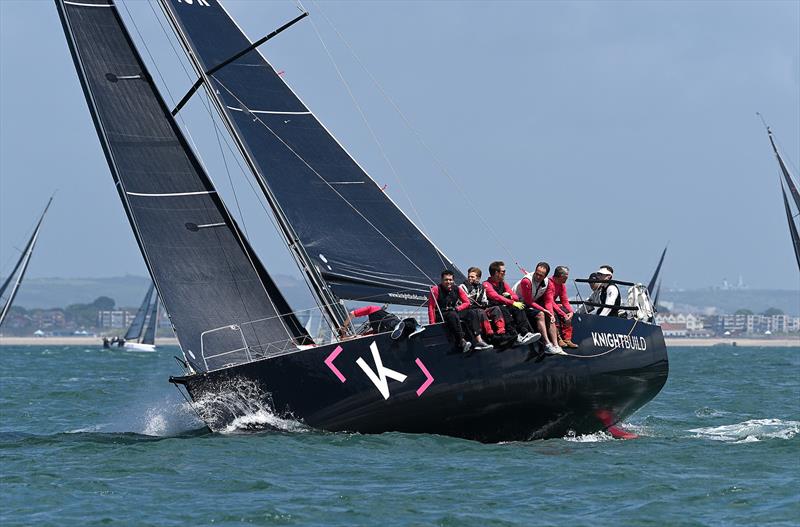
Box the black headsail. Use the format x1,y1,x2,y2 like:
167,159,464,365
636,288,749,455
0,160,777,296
159,0,462,314
141,297,160,346
780,185,800,272
0,198,53,327
55,0,310,371
124,283,154,341
765,127,800,273
768,128,800,212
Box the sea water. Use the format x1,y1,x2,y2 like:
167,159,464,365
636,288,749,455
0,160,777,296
1,344,797,526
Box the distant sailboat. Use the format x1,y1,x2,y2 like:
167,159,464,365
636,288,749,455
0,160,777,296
0,198,53,328
764,124,800,272
122,283,159,352
646,245,667,312
647,245,668,296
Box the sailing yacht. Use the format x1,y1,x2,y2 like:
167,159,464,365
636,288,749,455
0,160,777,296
0,198,53,329
121,283,159,352
55,0,668,441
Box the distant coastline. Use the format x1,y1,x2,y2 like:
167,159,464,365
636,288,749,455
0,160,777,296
0,336,796,348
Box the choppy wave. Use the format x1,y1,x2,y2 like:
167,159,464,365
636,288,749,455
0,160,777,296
688,419,799,442
694,406,730,418
564,430,615,442
190,378,308,434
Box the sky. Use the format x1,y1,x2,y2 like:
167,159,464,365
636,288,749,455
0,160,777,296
1,0,799,291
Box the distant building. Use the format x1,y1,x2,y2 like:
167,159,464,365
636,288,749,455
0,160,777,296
97,310,133,329
655,313,704,331
705,314,800,336
30,309,65,329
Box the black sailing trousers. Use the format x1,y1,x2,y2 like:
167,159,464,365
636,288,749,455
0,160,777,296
438,309,480,343
496,305,533,336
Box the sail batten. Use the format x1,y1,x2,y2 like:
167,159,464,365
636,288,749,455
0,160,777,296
56,0,310,371
159,0,462,309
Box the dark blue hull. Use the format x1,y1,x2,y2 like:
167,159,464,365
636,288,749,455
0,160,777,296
172,313,668,442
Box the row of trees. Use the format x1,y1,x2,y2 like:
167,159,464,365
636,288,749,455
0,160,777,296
734,308,785,316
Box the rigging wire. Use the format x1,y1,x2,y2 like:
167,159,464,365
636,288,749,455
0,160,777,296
303,4,447,271
147,0,341,336
214,78,441,288
141,0,249,237
307,0,525,273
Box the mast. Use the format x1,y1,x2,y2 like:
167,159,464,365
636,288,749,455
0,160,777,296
0,197,53,327
157,0,462,316
157,1,348,331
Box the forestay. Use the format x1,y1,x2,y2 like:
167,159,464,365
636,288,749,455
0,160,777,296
56,0,310,371
160,0,462,306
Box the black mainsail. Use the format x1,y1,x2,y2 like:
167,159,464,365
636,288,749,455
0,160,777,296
123,283,154,341
766,127,800,273
0,198,53,328
56,0,310,370
158,0,462,314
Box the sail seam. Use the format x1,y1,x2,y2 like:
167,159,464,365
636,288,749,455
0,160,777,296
226,105,311,115
126,190,216,197
64,1,113,6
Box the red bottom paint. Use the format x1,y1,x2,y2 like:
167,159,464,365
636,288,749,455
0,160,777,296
596,409,640,440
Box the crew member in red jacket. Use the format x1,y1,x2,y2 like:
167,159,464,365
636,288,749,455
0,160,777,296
429,270,492,352
482,261,539,346
545,265,578,348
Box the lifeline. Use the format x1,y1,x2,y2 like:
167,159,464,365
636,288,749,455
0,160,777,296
591,332,647,350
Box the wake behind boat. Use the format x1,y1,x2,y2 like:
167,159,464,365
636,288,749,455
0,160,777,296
55,0,668,441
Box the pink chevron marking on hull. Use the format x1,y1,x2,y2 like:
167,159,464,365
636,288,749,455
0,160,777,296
415,358,434,396
324,345,346,383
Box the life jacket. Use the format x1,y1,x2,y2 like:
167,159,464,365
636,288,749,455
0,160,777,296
486,279,508,306
460,281,487,307
512,272,548,304
435,284,460,314
600,284,621,317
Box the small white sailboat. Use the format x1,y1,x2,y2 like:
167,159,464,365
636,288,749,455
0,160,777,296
121,284,159,352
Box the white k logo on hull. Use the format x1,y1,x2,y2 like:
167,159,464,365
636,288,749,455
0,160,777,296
356,342,407,400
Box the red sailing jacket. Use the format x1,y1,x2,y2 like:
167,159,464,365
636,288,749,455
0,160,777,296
428,285,470,324
482,278,518,306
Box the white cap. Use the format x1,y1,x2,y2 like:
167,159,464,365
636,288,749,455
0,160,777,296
596,266,613,276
